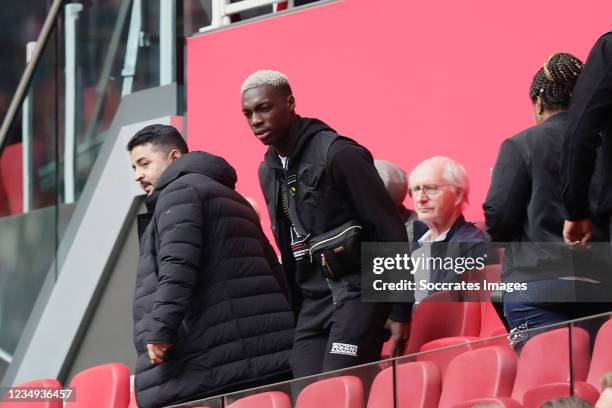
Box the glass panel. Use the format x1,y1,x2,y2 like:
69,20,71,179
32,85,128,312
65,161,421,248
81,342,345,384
0,29,61,374
133,0,161,93
183,0,212,37
0,1,49,122
72,0,133,199
0,0,179,383
167,395,224,408
569,314,611,404
167,312,612,408
61,0,165,200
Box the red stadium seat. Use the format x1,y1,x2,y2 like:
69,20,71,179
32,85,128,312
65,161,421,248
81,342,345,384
296,376,364,408
417,337,474,378
479,300,506,338
453,397,524,408
367,361,441,408
414,301,510,374
405,291,480,355
522,382,600,408
0,169,10,216
228,391,291,408
478,301,511,351
65,363,130,408
381,339,393,360
438,346,517,408
587,318,612,389
0,379,63,408
511,327,591,403
0,143,23,215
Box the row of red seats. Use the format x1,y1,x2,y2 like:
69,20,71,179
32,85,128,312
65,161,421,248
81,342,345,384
382,265,507,362
0,363,132,408
222,320,612,408
4,320,610,407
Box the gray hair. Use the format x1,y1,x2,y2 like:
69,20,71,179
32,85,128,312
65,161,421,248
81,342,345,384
240,69,291,94
374,159,408,207
409,156,470,205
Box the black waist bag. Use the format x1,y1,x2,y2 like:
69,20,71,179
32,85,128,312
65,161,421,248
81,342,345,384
308,221,362,280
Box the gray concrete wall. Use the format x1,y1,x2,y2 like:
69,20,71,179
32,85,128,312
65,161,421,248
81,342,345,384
64,205,142,381
0,204,75,378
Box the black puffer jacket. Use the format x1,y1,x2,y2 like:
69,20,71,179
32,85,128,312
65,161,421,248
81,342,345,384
133,152,294,408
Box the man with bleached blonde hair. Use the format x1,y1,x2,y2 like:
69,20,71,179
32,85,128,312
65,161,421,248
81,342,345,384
241,69,411,376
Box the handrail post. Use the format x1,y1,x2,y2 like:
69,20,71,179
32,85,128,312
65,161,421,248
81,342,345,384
160,0,177,86
22,41,36,213
121,0,142,97
64,3,84,204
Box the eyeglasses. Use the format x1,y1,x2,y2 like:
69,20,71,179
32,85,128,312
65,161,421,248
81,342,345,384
408,184,449,197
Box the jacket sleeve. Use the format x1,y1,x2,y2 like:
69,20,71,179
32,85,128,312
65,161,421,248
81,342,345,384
563,32,612,220
328,140,411,322
148,183,203,344
484,139,531,242
257,220,290,299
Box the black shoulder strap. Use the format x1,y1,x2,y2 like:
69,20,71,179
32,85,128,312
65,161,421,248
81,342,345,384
285,132,340,236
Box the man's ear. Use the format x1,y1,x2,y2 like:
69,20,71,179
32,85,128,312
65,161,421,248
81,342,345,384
169,149,183,161
287,95,296,113
454,188,465,206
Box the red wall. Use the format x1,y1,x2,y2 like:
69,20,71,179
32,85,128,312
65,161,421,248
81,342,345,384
186,0,611,239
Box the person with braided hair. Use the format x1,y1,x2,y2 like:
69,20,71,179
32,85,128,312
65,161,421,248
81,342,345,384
484,53,612,350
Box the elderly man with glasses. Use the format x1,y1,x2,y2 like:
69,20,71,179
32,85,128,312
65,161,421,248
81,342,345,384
408,156,490,302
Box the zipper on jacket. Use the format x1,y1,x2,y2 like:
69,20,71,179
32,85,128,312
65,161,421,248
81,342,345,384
324,275,337,306
321,253,335,279
308,225,362,262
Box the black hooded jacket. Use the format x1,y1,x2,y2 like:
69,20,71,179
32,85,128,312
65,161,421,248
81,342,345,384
485,113,609,283
258,117,409,320
563,31,612,220
133,152,294,408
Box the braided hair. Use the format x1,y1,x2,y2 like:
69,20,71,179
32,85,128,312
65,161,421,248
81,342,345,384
529,52,583,111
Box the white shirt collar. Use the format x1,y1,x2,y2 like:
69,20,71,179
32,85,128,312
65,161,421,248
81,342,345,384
418,228,450,243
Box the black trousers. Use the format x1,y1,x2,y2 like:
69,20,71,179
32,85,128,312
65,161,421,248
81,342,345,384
290,288,391,379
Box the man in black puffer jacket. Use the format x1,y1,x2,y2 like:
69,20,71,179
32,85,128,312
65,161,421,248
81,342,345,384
127,125,294,408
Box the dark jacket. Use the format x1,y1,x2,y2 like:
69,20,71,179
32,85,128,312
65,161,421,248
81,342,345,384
412,215,490,286
133,152,294,408
563,31,612,220
258,117,409,320
485,113,607,282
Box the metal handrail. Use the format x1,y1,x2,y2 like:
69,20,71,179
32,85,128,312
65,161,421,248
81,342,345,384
0,0,64,156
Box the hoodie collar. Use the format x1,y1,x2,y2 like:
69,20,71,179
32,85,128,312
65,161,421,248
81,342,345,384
155,151,237,191
264,116,335,170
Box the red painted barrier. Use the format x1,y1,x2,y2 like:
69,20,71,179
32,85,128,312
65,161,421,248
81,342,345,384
186,0,612,243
